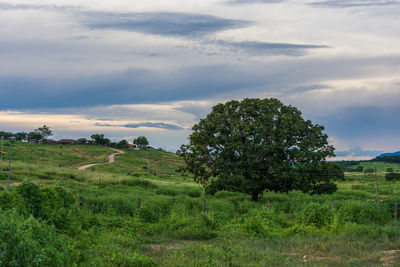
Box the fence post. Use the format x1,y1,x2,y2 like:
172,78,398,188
395,201,398,222
138,197,141,213
77,196,82,208
99,178,101,184
203,199,206,212
267,200,271,210
332,200,335,210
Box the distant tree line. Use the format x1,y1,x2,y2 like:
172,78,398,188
0,125,53,141
335,161,364,172
89,134,131,149
0,126,151,150
371,155,400,164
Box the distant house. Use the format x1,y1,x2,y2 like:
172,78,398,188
58,139,76,145
128,144,139,150
27,139,40,143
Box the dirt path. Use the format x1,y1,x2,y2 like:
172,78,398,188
78,149,125,170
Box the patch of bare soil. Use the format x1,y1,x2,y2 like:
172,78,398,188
286,252,338,263
381,249,400,266
73,147,85,155
77,149,125,170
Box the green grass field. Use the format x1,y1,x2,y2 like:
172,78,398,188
1,141,400,266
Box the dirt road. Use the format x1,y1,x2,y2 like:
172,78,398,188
78,149,125,170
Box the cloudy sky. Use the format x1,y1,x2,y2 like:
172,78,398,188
0,0,399,158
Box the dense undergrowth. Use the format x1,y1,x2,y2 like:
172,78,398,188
1,142,400,266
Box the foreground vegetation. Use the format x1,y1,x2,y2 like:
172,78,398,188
1,142,400,266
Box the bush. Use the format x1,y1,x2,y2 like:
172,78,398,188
155,188,179,196
140,207,160,223
301,203,333,228
120,179,158,189
83,196,135,216
113,252,156,267
15,182,44,217
187,189,201,198
0,210,72,266
385,172,400,181
335,201,391,225
242,207,286,237
364,168,375,174
167,212,217,240
40,187,77,229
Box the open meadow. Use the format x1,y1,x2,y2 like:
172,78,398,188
1,141,400,266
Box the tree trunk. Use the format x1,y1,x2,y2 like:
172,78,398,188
251,191,259,201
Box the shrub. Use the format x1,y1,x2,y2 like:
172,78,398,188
15,182,44,217
187,189,201,198
0,190,23,211
301,203,333,228
83,196,135,216
167,213,217,240
335,201,391,225
155,188,178,196
140,207,160,223
0,210,72,266
242,207,286,237
364,168,375,174
40,187,76,229
385,172,400,181
113,252,156,267
120,179,158,189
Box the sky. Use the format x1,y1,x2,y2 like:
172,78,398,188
0,0,399,159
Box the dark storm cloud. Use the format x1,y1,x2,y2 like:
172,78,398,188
0,3,251,38
0,65,265,109
215,40,329,56
2,54,400,110
81,11,251,38
318,106,400,142
310,0,399,8
95,122,184,130
291,84,331,93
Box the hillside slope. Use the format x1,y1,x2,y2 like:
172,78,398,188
0,141,183,184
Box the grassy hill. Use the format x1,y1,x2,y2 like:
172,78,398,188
0,141,183,184
1,141,400,266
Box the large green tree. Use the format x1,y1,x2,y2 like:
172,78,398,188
178,98,342,201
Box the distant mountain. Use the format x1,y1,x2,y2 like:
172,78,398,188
377,151,400,158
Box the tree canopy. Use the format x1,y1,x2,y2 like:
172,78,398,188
91,134,110,146
178,98,342,201
35,125,53,140
134,136,149,149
